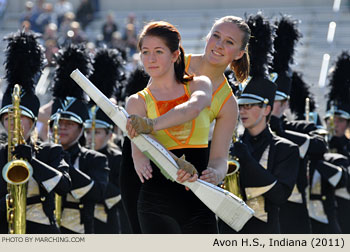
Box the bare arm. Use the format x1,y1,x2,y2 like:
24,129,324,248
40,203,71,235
127,76,212,137
200,95,238,185
126,94,153,183
153,75,212,131
126,94,198,184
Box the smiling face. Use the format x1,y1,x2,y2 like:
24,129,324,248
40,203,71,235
140,35,179,79
204,22,245,67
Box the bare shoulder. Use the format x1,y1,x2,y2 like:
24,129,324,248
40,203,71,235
218,92,238,119
125,93,147,115
190,75,212,94
192,75,211,85
187,54,202,73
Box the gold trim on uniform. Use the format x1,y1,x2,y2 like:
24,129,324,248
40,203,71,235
245,145,276,222
309,170,328,223
71,181,94,199
94,204,107,223
61,193,84,233
288,184,303,204
105,195,121,209
42,174,62,193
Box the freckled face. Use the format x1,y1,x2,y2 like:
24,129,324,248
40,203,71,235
140,35,178,79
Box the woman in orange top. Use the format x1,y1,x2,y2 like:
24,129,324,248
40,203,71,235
129,16,251,186
125,21,216,233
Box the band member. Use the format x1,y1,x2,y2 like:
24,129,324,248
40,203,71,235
287,70,348,233
49,44,109,234
324,51,350,233
119,66,149,233
268,15,327,233
84,48,130,233
325,52,350,158
220,13,299,234
0,30,71,234
126,21,218,233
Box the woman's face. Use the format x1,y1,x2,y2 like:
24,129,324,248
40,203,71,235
2,114,34,141
140,35,179,79
205,22,245,67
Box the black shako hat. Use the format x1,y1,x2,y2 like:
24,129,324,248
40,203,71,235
325,51,350,120
270,15,301,101
238,76,277,107
239,13,276,108
84,48,125,130
0,30,44,120
50,44,92,125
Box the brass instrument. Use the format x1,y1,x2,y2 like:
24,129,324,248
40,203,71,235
90,105,97,150
52,109,62,226
305,98,310,122
221,129,243,199
2,84,33,234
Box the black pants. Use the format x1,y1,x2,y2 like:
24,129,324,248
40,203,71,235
310,218,342,234
26,221,60,234
137,147,217,234
336,197,350,233
119,138,142,233
279,201,311,233
138,189,218,234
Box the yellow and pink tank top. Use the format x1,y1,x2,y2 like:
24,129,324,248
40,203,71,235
185,54,234,123
137,83,210,150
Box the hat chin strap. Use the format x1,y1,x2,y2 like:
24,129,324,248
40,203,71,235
25,118,37,142
251,105,267,129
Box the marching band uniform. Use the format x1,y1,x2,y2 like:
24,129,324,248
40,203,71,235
308,153,347,233
221,13,299,234
233,74,299,234
49,44,109,234
323,52,350,233
85,48,129,234
119,67,150,233
0,31,71,234
268,16,328,233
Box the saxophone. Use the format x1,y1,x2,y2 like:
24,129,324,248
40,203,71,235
52,109,62,226
221,129,243,199
2,84,33,234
